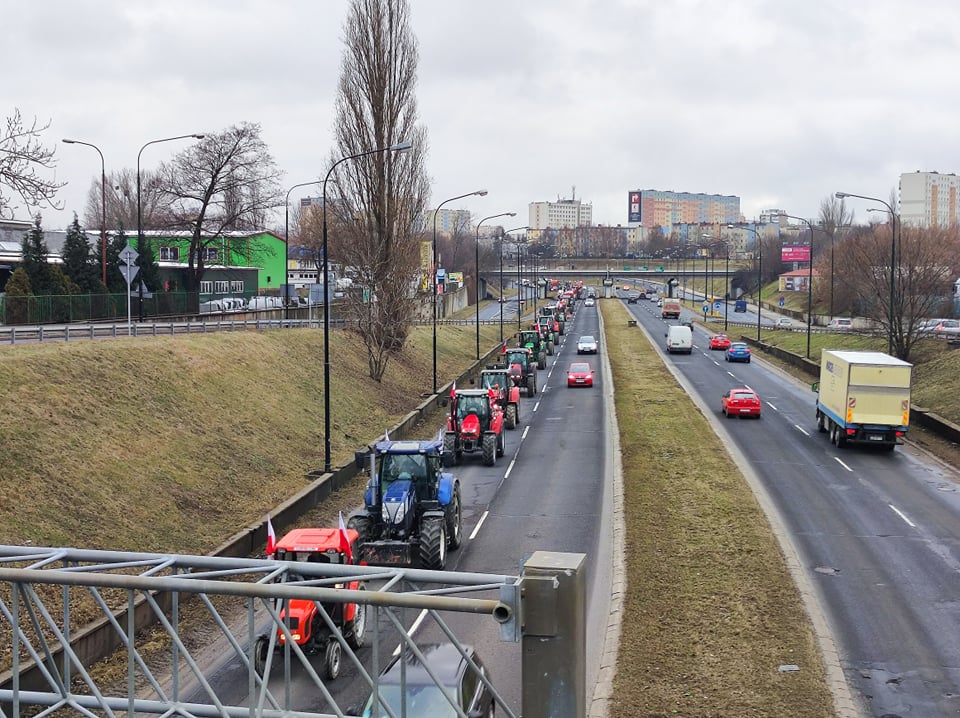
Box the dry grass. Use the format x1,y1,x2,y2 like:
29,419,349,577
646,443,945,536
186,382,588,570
602,301,836,718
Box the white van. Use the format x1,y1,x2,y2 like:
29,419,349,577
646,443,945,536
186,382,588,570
826,317,853,331
666,325,693,354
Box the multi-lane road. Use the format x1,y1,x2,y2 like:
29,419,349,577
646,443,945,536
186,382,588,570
185,291,613,715
620,287,960,717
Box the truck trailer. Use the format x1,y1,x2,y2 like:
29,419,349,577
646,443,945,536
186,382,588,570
661,298,682,319
814,350,912,450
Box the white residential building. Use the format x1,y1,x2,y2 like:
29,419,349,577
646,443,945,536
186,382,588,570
528,197,593,230
900,171,960,227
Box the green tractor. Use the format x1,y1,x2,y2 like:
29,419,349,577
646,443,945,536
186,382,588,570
536,315,557,351
518,329,548,367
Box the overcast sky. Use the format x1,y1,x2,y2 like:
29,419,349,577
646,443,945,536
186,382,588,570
7,0,960,231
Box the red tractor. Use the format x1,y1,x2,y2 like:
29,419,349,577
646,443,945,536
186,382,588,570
253,527,366,680
443,388,505,466
480,365,521,429
504,346,537,396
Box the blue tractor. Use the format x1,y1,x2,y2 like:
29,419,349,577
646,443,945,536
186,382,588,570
348,440,463,570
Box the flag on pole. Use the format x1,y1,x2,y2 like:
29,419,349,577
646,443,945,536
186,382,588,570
449,381,457,399
266,515,277,558
384,429,390,441
339,511,354,564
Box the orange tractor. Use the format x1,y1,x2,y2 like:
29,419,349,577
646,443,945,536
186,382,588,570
253,527,366,680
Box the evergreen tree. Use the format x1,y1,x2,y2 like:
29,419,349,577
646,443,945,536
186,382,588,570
3,267,32,324
20,214,55,295
103,226,131,294
136,239,162,293
61,213,102,293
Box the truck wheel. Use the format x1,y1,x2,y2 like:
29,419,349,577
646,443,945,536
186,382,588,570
323,639,342,680
443,432,458,466
253,635,270,677
482,433,497,466
446,487,463,550
419,517,447,570
496,430,505,457
816,413,826,433
345,585,367,649
505,404,517,429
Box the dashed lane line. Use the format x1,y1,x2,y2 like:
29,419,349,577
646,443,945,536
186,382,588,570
469,510,489,540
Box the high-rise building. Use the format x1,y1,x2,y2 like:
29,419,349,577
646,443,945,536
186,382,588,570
627,189,740,228
528,197,593,230
900,171,960,227
424,208,472,236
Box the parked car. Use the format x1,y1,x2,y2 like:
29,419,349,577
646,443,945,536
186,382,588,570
725,342,752,363
351,643,494,718
721,387,762,418
933,318,960,337
567,361,594,387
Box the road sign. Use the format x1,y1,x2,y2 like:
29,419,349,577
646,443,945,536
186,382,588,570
641,265,648,271
656,266,665,272
779,295,785,308
702,303,710,316
119,262,139,287
119,245,138,265
713,301,722,313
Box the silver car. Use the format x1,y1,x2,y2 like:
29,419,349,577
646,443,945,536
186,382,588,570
577,335,598,354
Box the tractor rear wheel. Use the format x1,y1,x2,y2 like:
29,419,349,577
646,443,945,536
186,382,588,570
442,432,458,466
538,352,546,369
527,375,536,397
496,429,505,457
419,517,447,570
323,639,342,680
345,585,367,649
446,487,463,549
505,404,517,429
547,340,554,356
559,323,565,336
346,515,371,545
482,433,497,466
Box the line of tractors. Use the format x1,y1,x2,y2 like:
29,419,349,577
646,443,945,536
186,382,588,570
255,284,583,680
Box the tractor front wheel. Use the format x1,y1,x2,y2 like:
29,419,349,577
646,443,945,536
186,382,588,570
538,352,546,369
446,487,463,550
345,584,367,649
346,515,371,545
505,404,517,430
323,639,342,680
442,432,459,467
253,635,270,677
527,374,536,397
547,341,554,356
419,517,447,570
482,433,497,466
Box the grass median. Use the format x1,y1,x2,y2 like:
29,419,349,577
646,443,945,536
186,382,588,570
602,300,836,717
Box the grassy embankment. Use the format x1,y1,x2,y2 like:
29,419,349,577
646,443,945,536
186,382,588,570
602,299,836,717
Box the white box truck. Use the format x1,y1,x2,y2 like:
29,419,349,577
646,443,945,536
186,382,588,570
814,350,912,450
661,298,682,319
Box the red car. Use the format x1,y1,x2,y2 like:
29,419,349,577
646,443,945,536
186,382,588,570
721,387,762,418
709,333,731,351
567,362,594,388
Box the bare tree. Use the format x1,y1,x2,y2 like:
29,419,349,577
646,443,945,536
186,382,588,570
154,122,284,290
82,168,150,231
328,0,430,381
832,223,960,359
0,110,63,218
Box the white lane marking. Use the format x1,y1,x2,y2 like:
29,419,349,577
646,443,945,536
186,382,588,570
766,402,779,411
547,370,553,379
533,401,540,412
727,371,736,377
469,510,489,540
393,609,429,656
504,457,517,479
834,457,854,472
794,424,810,436
889,504,916,528
521,425,530,442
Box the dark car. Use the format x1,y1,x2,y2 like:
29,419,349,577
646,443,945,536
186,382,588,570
354,643,494,717
626,294,639,304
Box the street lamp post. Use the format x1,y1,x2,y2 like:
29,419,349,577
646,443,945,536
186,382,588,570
432,190,488,394
723,242,730,332
323,141,411,472
137,134,205,320
62,139,107,285
500,226,527,343
837,191,898,355
475,212,515,359
784,214,816,359
728,223,762,341
284,180,319,322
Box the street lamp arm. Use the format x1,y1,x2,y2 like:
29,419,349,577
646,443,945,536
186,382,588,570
474,212,516,359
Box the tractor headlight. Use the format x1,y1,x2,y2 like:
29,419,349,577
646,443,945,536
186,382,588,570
382,499,406,525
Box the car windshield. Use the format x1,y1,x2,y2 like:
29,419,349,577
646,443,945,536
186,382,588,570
570,363,590,373
363,684,458,717
579,336,595,344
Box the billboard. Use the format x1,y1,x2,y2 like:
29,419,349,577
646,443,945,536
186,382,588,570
628,191,641,223
420,241,432,271
781,244,811,263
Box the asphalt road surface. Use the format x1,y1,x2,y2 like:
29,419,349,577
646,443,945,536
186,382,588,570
621,288,960,717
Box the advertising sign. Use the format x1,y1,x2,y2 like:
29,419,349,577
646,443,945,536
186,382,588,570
781,244,811,263
628,191,641,224
447,272,464,285
420,241,432,271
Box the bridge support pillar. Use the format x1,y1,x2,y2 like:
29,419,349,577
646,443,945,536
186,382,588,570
521,551,586,718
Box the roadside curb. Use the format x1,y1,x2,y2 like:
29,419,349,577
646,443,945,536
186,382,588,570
588,303,626,718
